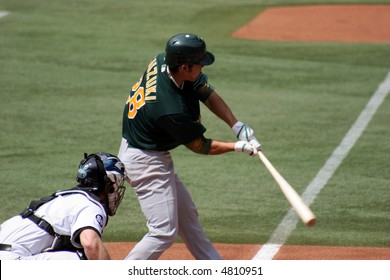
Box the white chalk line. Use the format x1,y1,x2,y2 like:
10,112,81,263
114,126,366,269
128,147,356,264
0,11,9,18
253,70,390,260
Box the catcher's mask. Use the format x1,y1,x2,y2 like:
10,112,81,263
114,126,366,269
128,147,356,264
76,152,128,216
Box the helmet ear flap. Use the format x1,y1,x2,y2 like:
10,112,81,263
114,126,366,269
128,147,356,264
94,154,109,191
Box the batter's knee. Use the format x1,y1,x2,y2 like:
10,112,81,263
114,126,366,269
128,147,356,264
150,228,178,250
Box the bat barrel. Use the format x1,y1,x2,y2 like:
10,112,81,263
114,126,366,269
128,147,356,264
258,151,316,227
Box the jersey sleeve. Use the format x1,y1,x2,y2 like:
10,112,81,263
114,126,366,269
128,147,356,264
157,114,206,145
70,203,107,248
188,73,214,102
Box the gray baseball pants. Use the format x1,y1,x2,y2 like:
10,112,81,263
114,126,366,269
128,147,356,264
118,138,221,260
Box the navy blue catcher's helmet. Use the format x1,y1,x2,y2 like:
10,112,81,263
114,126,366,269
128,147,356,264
76,152,127,215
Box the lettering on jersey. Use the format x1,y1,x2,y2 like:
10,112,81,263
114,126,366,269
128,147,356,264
126,57,158,119
145,58,157,101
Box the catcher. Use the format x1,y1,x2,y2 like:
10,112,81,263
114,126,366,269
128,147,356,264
0,152,128,260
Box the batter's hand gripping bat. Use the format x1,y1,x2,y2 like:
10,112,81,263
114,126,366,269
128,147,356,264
257,151,316,226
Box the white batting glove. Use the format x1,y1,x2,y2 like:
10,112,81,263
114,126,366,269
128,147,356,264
232,121,262,151
234,141,258,157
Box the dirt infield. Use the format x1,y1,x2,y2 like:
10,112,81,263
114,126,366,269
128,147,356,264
105,5,390,261
232,5,390,43
105,242,390,260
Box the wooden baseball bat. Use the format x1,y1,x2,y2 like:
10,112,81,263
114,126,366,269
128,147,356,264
257,151,316,227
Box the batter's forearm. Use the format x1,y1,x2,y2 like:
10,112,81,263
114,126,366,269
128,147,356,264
185,138,255,157
185,137,235,155
204,91,238,127
208,140,235,155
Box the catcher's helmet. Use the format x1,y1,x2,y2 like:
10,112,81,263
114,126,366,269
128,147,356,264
76,152,127,216
165,33,215,67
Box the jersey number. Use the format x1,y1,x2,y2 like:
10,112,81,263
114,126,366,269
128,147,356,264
126,78,145,119
126,57,158,119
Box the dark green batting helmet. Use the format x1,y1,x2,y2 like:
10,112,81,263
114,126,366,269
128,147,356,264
165,33,215,67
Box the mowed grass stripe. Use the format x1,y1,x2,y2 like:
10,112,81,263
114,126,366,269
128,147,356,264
253,70,390,260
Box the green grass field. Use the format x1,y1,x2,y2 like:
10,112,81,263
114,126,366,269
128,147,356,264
1,0,389,249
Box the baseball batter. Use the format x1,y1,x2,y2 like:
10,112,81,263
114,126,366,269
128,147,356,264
118,33,261,260
0,152,127,260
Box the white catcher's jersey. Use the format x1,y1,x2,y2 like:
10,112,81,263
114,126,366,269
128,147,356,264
0,191,107,257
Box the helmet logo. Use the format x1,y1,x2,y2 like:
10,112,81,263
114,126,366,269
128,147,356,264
77,168,87,179
77,163,92,179
95,214,104,228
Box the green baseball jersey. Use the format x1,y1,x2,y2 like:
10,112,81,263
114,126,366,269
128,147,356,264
122,53,214,151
